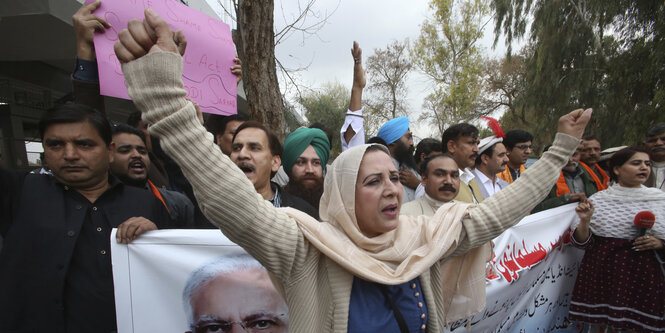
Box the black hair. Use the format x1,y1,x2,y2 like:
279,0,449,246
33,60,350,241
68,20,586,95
309,122,333,147
206,114,249,138
414,138,442,164
441,123,479,153
232,121,283,157
582,134,600,143
365,144,391,155
645,123,665,138
112,124,146,144
608,146,648,182
39,104,111,146
420,153,456,176
126,111,142,128
367,136,388,147
503,130,534,150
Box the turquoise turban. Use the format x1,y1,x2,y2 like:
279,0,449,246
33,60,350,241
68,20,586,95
282,128,331,175
377,117,409,144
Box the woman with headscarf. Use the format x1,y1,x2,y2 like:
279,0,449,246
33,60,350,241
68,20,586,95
569,147,665,332
114,10,592,332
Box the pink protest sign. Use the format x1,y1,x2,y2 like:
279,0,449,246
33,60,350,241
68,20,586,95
88,0,237,115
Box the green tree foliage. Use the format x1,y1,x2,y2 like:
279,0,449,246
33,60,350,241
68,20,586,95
491,0,665,147
298,82,350,157
482,45,554,151
412,0,492,135
364,39,413,135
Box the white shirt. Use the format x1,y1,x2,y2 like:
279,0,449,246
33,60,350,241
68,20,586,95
473,168,502,198
414,183,425,199
392,157,420,203
653,161,665,191
459,168,475,186
340,109,364,151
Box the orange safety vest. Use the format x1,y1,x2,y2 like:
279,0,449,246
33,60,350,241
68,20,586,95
555,172,572,196
579,162,609,191
147,180,170,214
497,164,526,184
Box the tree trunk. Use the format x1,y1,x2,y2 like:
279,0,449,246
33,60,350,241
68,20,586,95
236,0,285,137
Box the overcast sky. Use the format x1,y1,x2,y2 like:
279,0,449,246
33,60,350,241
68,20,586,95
208,0,516,139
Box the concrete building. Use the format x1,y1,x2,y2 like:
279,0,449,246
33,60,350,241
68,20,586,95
0,0,246,170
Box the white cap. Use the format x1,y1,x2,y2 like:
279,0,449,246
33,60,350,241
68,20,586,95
599,145,628,162
479,136,503,154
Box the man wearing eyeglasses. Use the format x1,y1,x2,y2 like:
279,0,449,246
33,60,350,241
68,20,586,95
183,254,289,333
498,130,534,184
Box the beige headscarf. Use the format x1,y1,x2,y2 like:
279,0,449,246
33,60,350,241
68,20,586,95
283,144,488,322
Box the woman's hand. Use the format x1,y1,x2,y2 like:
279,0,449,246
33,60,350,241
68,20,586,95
558,108,592,139
115,8,183,63
573,200,594,243
575,199,594,222
633,235,665,251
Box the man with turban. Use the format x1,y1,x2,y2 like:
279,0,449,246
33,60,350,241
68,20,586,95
230,122,319,220
282,128,330,210
376,116,420,203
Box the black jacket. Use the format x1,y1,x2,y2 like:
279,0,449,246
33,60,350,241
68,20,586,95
270,181,319,220
280,190,320,221
0,170,169,333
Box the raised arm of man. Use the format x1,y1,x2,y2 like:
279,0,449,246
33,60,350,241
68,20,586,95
341,41,366,151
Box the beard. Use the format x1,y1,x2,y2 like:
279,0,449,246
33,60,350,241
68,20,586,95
394,140,417,170
284,175,324,210
115,172,148,188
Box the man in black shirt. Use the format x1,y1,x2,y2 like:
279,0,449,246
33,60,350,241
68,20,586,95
0,104,170,332
110,124,195,228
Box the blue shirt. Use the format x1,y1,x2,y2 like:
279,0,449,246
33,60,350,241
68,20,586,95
348,277,428,333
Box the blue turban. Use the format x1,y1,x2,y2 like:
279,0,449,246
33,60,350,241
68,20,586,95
377,116,410,144
282,128,331,175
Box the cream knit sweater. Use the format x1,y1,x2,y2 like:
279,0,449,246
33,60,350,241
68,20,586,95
122,52,580,332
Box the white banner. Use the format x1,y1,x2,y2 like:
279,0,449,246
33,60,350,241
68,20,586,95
111,230,289,333
448,204,585,332
112,204,585,332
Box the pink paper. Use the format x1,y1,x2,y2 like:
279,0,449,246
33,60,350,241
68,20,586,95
88,0,237,115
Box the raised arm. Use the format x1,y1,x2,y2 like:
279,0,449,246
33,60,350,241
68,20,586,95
341,41,366,151
452,109,592,254
72,0,109,62
71,0,110,113
572,199,593,244
114,9,309,281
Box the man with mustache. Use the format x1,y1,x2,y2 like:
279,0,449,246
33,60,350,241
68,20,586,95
579,134,610,191
282,128,330,210
401,154,461,216
413,138,443,199
441,123,484,204
376,117,421,203
644,123,665,191
532,143,597,213
0,104,170,332
472,136,510,199
498,130,534,184
110,124,195,227
230,121,319,219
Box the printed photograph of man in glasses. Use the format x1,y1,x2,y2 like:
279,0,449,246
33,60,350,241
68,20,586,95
183,254,289,333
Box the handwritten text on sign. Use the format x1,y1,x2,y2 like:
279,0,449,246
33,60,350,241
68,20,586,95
89,0,237,115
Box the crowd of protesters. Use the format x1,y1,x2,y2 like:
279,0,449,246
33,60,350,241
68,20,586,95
0,1,664,332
